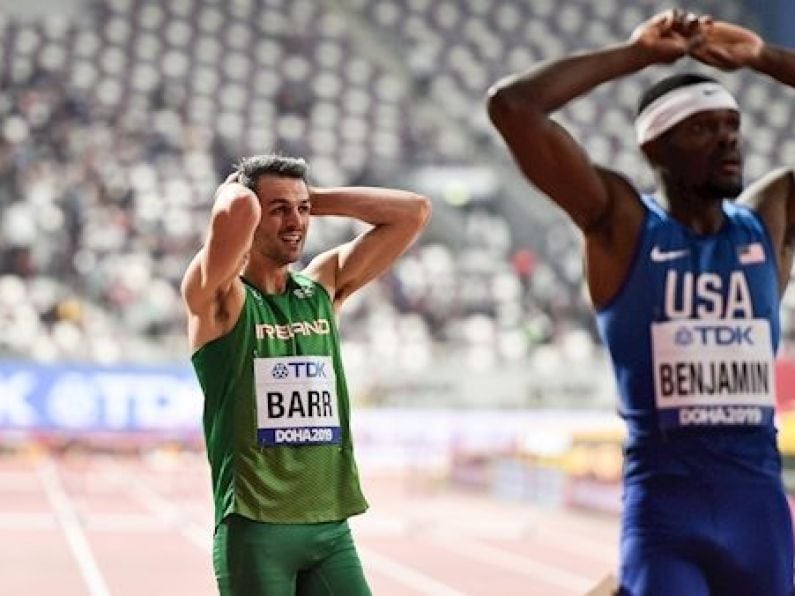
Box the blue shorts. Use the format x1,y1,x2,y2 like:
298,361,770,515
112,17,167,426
619,479,793,596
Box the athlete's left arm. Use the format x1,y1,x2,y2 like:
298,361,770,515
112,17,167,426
738,168,795,296
690,21,795,87
302,187,431,309
693,21,795,295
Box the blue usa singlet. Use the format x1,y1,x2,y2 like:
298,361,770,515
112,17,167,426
596,195,793,596
596,194,782,481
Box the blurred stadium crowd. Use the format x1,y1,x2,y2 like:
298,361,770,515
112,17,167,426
1,0,795,387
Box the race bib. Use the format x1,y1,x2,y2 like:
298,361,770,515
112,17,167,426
651,319,775,430
254,356,341,446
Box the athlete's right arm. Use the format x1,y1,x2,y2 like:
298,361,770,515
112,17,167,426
180,174,261,351
485,10,704,305
486,10,698,231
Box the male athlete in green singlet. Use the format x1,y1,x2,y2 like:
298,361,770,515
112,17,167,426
181,154,431,595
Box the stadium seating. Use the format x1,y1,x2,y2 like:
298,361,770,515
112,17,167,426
1,0,792,404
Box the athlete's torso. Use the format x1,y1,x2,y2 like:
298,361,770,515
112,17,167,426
596,195,783,483
192,273,367,525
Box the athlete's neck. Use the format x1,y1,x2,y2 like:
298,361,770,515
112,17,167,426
243,260,292,295
658,191,725,236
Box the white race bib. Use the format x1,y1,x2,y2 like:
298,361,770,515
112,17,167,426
651,319,775,429
254,356,341,446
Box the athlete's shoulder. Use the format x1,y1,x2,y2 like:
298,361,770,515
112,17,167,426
723,199,770,236
723,198,754,217
638,193,667,219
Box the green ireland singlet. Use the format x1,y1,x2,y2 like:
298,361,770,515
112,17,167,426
191,273,368,526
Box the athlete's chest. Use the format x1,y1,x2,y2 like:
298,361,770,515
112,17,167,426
244,288,343,447
247,288,336,356
643,227,776,322
642,224,779,430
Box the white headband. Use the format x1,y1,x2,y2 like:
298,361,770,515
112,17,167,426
635,82,739,145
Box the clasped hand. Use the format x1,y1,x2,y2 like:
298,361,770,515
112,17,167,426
632,9,764,70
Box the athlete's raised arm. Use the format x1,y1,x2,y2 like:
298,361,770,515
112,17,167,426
486,10,708,305
486,10,704,232
302,186,431,309
691,21,795,295
180,173,260,349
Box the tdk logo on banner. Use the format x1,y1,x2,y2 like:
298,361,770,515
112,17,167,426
674,325,754,347
271,361,328,379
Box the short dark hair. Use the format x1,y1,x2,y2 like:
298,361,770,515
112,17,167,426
234,154,308,191
636,73,719,117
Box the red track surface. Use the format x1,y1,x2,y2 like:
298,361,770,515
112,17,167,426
0,450,619,595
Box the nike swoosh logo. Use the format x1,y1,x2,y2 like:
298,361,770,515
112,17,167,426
650,246,690,262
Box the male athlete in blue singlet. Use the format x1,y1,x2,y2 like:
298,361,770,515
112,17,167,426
487,9,795,596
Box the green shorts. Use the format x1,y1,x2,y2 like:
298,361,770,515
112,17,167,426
213,514,372,596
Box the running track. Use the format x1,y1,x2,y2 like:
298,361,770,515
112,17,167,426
0,450,619,595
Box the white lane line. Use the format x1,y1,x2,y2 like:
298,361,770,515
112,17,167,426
124,470,462,595
533,529,617,566
348,513,409,537
435,536,593,594
137,483,210,551
430,519,528,539
0,512,56,530
84,513,169,532
0,472,43,488
124,468,466,596
37,459,112,596
542,512,619,542
357,546,467,596
125,478,211,552
354,512,615,564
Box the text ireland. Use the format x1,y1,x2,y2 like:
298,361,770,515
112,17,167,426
255,319,331,340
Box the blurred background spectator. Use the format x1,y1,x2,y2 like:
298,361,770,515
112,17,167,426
1,0,794,408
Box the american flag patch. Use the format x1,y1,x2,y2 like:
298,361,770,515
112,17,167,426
738,242,765,265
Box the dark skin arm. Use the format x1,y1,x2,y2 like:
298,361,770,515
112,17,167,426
692,22,795,295
738,169,795,295
486,10,706,307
